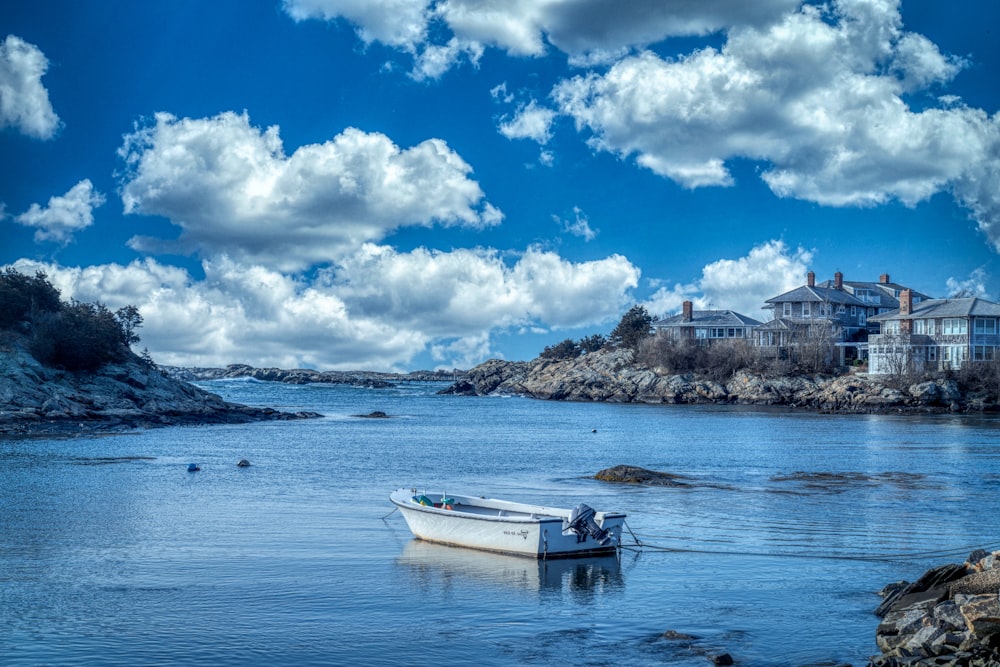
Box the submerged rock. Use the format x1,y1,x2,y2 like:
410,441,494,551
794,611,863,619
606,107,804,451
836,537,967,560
594,464,692,487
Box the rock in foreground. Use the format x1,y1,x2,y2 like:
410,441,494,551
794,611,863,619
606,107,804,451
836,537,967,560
869,550,1000,666
0,333,320,436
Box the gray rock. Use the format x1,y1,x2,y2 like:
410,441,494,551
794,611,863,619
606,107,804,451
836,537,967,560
440,348,979,413
594,465,692,487
0,332,321,436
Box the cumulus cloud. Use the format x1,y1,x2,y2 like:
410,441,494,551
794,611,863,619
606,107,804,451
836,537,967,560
498,100,556,143
551,0,1000,250
15,180,105,244
0,35,60,139
946,268,991,299
118,111,501,271
10,246,639,370
282,0,798,77
282,0,430,50
643,240,812,320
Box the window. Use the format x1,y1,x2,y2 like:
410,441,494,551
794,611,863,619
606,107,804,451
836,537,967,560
848,306,854,315
927,320,935,335
928,346,937,361
727,328,737,338
913,319,925,334
802,302,811,317
942,319,968,335
974,318,998,334
974,346,996,361
883,320,900,335
783,303,791,317
696,328,707,339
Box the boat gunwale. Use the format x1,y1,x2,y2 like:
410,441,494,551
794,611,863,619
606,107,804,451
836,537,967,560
389,489,625,525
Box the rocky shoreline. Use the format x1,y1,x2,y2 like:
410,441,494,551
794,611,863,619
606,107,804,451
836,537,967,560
440,348,994,414
162,363,463,387
868,550,1000,666
0,334,320,437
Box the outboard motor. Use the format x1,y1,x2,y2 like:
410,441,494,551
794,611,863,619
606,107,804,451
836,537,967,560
563,503,613,546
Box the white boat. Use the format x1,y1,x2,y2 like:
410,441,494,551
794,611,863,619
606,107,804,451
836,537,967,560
389,488,626,558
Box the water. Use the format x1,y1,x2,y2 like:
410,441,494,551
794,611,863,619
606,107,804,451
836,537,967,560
3,380,1000,666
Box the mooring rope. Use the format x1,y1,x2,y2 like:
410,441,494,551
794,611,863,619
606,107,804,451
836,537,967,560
618,521,1000,563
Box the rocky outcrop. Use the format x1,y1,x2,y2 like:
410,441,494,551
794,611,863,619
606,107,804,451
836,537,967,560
440,348,985,413
595,464,693,487
0,333,320,437
869,550,1000,666
164,364,463,387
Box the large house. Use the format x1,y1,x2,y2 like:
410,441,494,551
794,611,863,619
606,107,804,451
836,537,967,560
756,272,930,363
867,291,1000,375
652,301,761,344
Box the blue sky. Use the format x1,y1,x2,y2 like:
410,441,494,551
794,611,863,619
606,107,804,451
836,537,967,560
1,0,998,371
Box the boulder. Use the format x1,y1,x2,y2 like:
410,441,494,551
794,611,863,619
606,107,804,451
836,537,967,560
870,552,1000,666
594,465,692,487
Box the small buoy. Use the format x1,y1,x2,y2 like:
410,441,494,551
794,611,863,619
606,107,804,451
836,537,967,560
237,459,250,467
187,463,200,472
591,429,597,433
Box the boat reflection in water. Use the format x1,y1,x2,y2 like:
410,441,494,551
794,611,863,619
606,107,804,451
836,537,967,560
397,540,624,597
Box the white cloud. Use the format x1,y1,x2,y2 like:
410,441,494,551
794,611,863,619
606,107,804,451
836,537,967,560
118,111,501,271
0,35,60,139
553,206,597,241
946,268,991,299
282,0,799,78
9,245,639,370
498,100,556,144
15,180,105,244
282,0,430,50
643,240,812,320
551,1,1000,250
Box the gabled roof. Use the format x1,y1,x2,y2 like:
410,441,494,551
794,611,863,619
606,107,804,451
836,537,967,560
653,309,763,328
870,297,1000,322
755,317,797,332
765,285,865,306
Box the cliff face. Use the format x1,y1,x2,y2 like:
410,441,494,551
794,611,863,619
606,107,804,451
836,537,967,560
0,333,318,436
441,348,985,413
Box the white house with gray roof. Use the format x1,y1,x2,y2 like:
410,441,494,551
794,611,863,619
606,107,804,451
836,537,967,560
652,301,762,344
868,291,1000,375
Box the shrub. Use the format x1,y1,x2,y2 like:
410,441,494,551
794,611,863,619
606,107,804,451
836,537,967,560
540,338,580,360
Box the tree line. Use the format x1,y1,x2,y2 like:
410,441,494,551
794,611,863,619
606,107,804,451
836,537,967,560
0,268,144,372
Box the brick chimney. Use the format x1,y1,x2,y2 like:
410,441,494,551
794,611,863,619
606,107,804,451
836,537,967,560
880,273,890,284
900,289,912,315
834,272,843,289
899,289,912,335
807,271,815,287
682,300,693,322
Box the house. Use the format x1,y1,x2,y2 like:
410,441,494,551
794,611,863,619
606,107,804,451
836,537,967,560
652,301,762,344
757,271,930,364
867,291,1000,375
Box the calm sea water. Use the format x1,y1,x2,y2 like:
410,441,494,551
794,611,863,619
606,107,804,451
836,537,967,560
3,380,1000,666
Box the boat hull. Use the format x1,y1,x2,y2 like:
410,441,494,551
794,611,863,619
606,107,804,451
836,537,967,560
390,489,625,558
